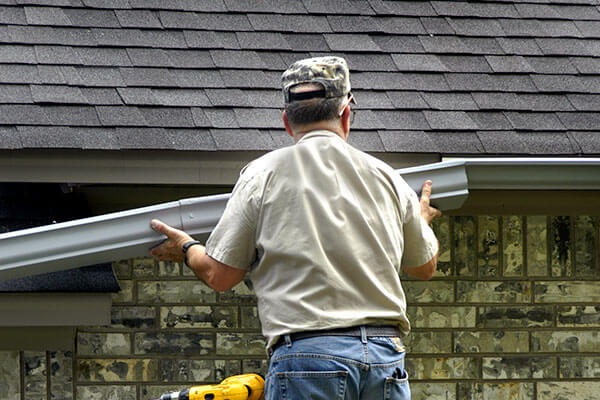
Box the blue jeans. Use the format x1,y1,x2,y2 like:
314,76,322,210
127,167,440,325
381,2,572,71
265,331,410,399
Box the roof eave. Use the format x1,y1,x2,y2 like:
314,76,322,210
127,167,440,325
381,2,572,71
1,158,599,281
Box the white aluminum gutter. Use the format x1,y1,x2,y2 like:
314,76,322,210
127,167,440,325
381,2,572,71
1,158,599,281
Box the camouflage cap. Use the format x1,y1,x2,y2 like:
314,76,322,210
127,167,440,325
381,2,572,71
281,56,351,104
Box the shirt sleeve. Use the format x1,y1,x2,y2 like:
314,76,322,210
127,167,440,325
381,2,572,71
205,170,260,271
398,180,439,269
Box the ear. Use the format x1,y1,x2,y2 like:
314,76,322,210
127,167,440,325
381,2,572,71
282,110,294,137
340,105,351,138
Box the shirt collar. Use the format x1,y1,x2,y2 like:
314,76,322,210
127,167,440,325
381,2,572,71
297,130,342,144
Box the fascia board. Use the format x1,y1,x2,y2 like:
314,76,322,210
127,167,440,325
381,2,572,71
0,293,111,327
0,327,75,350
0,150,437,185
1,158,600,281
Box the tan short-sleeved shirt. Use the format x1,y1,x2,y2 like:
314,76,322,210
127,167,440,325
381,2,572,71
206,130,438,349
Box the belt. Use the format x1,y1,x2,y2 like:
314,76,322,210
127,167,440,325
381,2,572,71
270,325,402,355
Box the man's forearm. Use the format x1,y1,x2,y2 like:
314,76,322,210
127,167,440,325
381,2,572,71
402,251,438,280
186,245,247,292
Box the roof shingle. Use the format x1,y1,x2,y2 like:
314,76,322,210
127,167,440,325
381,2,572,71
0,1,598,156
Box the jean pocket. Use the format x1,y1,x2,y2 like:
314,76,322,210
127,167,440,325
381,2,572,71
384,369,410,400
276,370,348,400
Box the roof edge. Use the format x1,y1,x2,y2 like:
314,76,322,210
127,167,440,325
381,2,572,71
1,158,600,281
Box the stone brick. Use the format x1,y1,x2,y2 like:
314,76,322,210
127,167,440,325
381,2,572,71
77,332,131,356
532,330,600,352
406,357,480,379
410,382,456,399
478,216,499,277
574,216,598,276
240,306,261,329
24,351,46,400
408,306,476,328
158,359,213,382
457,382,483,400
112,259,132,278
432,215,451,276
49,351,73,399
112,279,134,304
76,385,136,400
482,356,556,379
551,216,572,277
111,306,156,329
558,306,600,327
538,381,600,400
133,257,156,277
457,281,531,303
534,281,600,303
78,359,158,382
454,216,476,276
242,359,268,377
135,332,213,356
403,281,454,303
404,331,452,353
160,306,237,329
217,280,256,304
216,333,265,356
459,382,535,399
503,216,524,277
486,382,535,399
143,385,191,400
0,351,20,400
215,359,243,382
477,306,553,328
137,280,216,304
527,216,548,276
454,331,529,353
559,356,600,378
158,261,182,276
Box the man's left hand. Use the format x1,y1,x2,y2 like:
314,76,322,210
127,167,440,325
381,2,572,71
149,219,195,263
420,180,442,225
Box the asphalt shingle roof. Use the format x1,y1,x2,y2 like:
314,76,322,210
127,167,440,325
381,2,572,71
0,0,598,155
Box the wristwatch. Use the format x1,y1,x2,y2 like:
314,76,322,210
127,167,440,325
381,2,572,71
182,240,202,268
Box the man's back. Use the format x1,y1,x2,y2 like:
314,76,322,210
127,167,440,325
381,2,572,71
207,130,436,349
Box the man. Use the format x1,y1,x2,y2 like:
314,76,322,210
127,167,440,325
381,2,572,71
150,56,440,399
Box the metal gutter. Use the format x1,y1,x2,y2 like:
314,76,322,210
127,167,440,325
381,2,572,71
1,158,599,281
402,158,600,191
0,194,230,281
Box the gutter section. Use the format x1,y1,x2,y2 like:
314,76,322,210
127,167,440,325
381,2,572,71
0,194,229,281
1,158,599,281
397,161,469,210
462,158,600,190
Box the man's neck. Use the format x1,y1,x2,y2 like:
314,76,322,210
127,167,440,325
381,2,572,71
292,122,346,142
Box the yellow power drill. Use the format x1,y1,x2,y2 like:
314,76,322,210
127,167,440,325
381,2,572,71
153,373,264,400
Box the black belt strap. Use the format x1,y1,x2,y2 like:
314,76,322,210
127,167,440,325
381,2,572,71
271,325,402,354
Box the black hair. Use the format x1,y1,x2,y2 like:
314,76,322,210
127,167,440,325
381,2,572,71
285,96,344,127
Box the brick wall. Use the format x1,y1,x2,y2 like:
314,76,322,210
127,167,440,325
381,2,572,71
1,215,599,400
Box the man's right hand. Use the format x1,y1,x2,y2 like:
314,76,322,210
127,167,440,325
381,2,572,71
420,180,442,225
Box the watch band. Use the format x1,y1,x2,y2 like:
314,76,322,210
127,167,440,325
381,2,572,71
182,240,202,268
